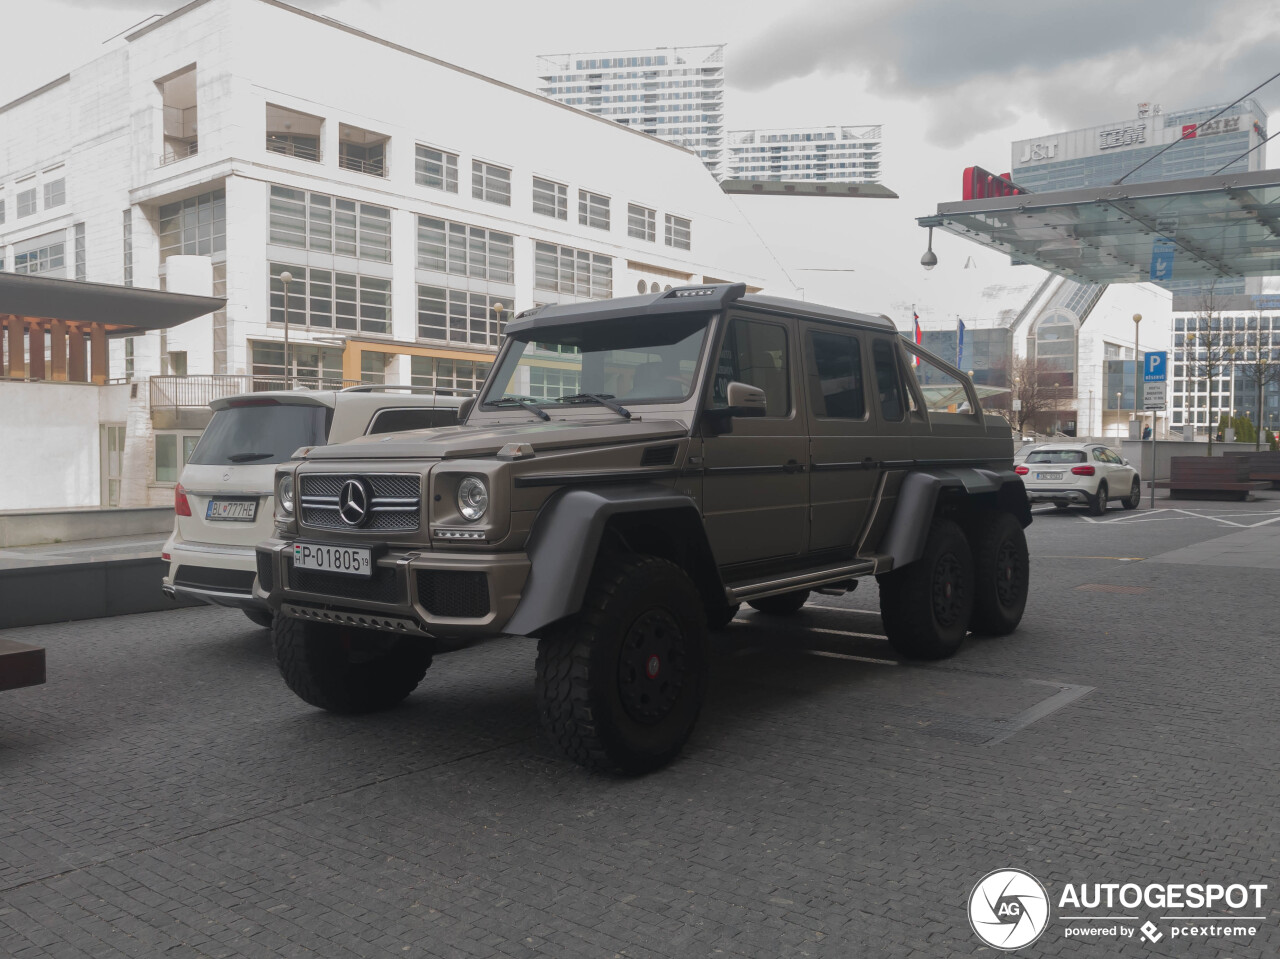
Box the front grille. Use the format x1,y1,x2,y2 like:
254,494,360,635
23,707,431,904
299,473,421,531
417,571,490,618
287,561,403,604
174,566,255,593
256,551,274,592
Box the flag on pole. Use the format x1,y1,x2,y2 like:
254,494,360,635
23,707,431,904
913,310,922,366
957,316,966,370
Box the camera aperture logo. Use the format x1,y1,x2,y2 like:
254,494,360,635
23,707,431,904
969,869,1051,950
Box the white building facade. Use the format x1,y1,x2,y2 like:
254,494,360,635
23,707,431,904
0,1,788,508
725,125,883,183
535,45,725,179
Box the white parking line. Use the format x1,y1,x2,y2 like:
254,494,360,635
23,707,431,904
805,649,898,666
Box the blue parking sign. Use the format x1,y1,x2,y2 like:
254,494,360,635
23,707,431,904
1144,351,1168,382
1150,238,1176,281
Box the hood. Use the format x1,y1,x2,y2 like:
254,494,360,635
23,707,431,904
303,418,690,461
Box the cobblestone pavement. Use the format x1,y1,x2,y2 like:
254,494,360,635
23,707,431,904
2,494,1277,958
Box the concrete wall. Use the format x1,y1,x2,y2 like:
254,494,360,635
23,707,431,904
1119,439,1263,484
0,505,174,548
0,381,108,509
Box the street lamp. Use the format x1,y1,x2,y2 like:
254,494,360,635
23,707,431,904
1115,391,1122,437
1132,313,1142,431
279,270,293,389
920,226,938,270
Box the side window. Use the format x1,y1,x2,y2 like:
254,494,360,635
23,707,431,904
809,330,866,419
871,339,904,422
1092,448,1106,462
366,407,458,434
711,318,790,416
905,350,971,413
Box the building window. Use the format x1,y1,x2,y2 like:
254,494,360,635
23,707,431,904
337,123,388,177
578,190,610,230
410,356,492,393
628,204,655,241
251,341,345,388
43,178,66,209
265,103,323,161
416,286,507,348
472,160,511,205
159,189,226,260
122,210,133,286
17,186,37,218
664,214,691,250
124,338,135,381
534,242,612,299
415,145,458,193
270,263,391,336
532,177,567,219
415,216,514,282
158,65,198,163
360,351,389,384
14,240,65,275
268,185,391,262
154,432,201,484
0,196,5,224
74,223,86,281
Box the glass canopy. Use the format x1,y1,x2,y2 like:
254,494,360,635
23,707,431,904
918,168,1280,284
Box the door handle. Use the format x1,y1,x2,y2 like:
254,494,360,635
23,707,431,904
782,459,806,473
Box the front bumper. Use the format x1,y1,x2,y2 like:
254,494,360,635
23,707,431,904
1025,486,1094,505
254,539,531,640
163,541,267,611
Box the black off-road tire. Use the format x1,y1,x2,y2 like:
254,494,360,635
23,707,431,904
272,615,431,714
707,602,741,630
243,608,274,629
1122,476,1141,510
536,554,708,775
747,589,810,616
1089,480,1109,516
877,519,974,660
966,511,1029,637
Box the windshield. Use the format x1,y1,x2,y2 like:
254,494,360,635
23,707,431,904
187,403,331,466
481,313,711,408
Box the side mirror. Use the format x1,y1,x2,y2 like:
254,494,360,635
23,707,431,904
457,396,475,422
726,381,767,417
1121,457,1130,466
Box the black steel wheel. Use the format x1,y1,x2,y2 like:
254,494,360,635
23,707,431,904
877,519,974,660
1122,476,1141,510
536,554,708,775
967,511,1030,636
1089,480,1109,516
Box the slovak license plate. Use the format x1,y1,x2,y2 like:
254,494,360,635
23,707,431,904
292,542,372,577
1035,472,1063,480
206,498,258,522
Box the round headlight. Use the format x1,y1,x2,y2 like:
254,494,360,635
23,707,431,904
278,474,295,515
457,475,488,522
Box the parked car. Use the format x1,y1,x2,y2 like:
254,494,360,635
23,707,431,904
163,387,466,626
254,283,1032,775
1017,442,1141,514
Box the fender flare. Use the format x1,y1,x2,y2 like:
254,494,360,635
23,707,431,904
503,484,715,636
877,467,1028,570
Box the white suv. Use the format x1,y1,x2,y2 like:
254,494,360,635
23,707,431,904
162,387,466,626
1017,442,1141,515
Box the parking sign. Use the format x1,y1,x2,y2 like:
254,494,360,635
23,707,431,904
1144,351,1168,382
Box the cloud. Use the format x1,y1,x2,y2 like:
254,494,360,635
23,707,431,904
735,0,1280,145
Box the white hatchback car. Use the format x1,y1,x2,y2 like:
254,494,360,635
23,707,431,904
162,387,466,626
1016,442,1142,515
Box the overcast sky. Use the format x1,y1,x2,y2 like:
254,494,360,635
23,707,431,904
3,0,1277,325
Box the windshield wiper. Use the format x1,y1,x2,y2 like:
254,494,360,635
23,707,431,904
560,393,632,419
226,452,274,463
483,396,551,421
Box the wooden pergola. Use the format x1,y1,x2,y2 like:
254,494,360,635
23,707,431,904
0,273,225,383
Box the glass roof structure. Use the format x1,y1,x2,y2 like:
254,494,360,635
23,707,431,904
917,168,1280,284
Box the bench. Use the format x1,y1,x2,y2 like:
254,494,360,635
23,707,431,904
0,638,46,692
1224,450,1280,489
1153,456,1270,500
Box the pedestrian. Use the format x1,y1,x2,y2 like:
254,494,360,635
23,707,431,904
1142,425,1152,440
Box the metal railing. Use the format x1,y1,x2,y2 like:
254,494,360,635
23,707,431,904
149,374,363,409
337,153,387,177
158,141,199,166
266,139,322,162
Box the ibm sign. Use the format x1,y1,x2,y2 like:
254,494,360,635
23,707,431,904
1099,123,1147,150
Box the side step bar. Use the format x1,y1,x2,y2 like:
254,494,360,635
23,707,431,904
725,560,878,604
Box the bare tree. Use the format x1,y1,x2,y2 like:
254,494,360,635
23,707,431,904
1237,343,1280,451
1186,288,1234,456
1009,354,1065,436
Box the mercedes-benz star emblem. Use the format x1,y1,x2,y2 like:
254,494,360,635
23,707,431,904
338,478,370,527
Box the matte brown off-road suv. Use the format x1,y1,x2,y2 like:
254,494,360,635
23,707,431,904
255,284,1031,774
